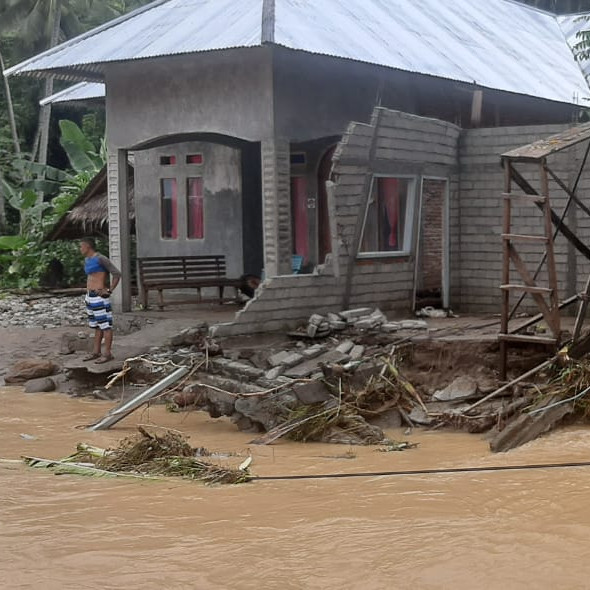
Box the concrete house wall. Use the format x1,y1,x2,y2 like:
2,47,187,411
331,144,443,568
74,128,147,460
214,108,462,336
134,141,244,278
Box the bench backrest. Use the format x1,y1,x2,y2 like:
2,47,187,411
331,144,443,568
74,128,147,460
138,255,227,283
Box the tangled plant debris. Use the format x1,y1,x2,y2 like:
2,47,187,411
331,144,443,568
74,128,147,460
25,427,252,484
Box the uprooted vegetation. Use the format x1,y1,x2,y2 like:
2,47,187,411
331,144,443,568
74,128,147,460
25,427,251,484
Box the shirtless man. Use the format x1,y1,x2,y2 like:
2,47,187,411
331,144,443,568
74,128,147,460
80,237,121,363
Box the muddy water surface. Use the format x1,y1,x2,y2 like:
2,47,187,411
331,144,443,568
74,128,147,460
3,387,590,589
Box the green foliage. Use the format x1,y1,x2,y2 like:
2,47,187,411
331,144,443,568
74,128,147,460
59,119,103,173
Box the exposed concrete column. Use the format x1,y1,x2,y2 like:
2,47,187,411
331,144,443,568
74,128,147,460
107,148,132,312
261,137,292,277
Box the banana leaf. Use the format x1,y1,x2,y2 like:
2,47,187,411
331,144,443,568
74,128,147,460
23,456,154,479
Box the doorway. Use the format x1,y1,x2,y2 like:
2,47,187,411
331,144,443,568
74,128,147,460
414,177,449,310
317,146,336,264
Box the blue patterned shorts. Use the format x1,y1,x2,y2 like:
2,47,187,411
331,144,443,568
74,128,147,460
85,291,113,331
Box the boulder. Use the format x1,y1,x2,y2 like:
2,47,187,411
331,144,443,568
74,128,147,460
24,377,56,393
60,332,92,355
5,359,57,384
432,375,479,402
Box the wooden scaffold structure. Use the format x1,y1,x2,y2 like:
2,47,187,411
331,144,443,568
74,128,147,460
499,123,590,379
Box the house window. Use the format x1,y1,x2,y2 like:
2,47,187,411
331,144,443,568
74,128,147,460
160,178,178,239
186,154,203,164
160,155,176,165
290,153,306,166
187,177,204,239
359,176,415,255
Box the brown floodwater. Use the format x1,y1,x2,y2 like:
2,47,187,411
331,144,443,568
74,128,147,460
3,386,590,589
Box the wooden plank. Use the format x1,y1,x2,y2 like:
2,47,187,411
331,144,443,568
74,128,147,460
500,284,552,294
507,244,559,335
502,233,548,243
502,192,546,204
500,160,512,381
511,295,578,335
498,334,557,345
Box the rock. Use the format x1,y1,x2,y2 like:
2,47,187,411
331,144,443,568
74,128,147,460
5,359,57,384
284,350,351,379
265,366,284,380
302,344,328,359
235,392,298,430
336,340,355,354
433,375,479,402
292,381,331,404
349,345,365,361
308,314,326,326
281,352,304,368
354,316,381,330
381,322,401,333
23,376,56,393
268,351,292,367
399,320,428,330
307,324,319,338
231,413,256,432
368,408,403,430
60,332,92,355
339,308,373,322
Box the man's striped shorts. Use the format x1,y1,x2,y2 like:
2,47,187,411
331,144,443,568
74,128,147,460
85,291,113,331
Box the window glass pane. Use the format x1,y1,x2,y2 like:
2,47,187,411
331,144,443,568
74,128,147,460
360,177,413,253
160,155,176,165
161,178,178,239
187,177,204,239
186,154,203,164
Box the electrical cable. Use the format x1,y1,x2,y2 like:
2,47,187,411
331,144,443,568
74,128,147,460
251,460,590,482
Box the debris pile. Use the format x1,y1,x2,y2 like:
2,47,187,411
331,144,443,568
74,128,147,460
25,426,251,484
302,307,427,338
0,294,85,328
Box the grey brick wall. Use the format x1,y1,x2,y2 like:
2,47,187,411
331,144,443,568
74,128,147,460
456,123,584,314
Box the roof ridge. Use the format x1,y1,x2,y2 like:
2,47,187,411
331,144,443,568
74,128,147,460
261,0,276,44
5,0,173,77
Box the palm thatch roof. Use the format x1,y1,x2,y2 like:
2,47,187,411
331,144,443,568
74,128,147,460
46,164,134,241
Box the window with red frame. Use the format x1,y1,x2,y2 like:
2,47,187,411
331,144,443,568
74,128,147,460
187,177,204,239
160,178,178,239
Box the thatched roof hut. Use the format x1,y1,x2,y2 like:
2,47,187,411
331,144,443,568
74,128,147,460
46,164,134,241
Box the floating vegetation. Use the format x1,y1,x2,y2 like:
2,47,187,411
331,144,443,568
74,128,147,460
376,441,419,452
24,427,252,485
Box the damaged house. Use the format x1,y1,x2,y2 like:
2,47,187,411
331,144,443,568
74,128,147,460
8,0,590,334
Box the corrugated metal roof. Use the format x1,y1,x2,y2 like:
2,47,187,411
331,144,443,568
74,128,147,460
39,82,105,106
6,0,590,105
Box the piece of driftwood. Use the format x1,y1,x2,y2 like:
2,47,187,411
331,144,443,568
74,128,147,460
464,359,553,413
489,394,574,453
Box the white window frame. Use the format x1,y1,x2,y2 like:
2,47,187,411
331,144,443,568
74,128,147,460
357,174,417,259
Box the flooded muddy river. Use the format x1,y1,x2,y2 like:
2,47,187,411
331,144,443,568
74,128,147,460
3,387,590,589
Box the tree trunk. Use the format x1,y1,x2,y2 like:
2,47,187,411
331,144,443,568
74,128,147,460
37,0,61,172
0,49,21,157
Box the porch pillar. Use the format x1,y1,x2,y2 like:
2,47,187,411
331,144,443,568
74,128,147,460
261,137,292,276
107,147,132,312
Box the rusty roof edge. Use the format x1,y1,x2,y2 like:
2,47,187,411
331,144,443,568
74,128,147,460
502,122,590,160
5,0,172,77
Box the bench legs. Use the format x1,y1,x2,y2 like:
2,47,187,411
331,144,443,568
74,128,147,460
158,289,165,310
219,286,225,305
142,286,149,310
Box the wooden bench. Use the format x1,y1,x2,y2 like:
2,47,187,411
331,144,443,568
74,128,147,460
137,255,242,309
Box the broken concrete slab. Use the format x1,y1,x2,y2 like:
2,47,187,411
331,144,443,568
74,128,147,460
284,350,351,379
433,375,479,402
339,308,373,321
381,322,401,333
292,381,332,404
302,344,328,360
60,332,92,355
265,366,284,381
336,340,355,354
400,320,428,330
349,345,365,361
268,351,292,367
210,358,265,381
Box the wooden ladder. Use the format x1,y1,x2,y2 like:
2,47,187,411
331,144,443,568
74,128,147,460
499,159,560,379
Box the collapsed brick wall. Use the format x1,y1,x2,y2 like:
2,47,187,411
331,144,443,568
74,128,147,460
215,108,461,336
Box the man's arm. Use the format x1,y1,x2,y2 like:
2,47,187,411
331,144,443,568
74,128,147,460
97,254,121,292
